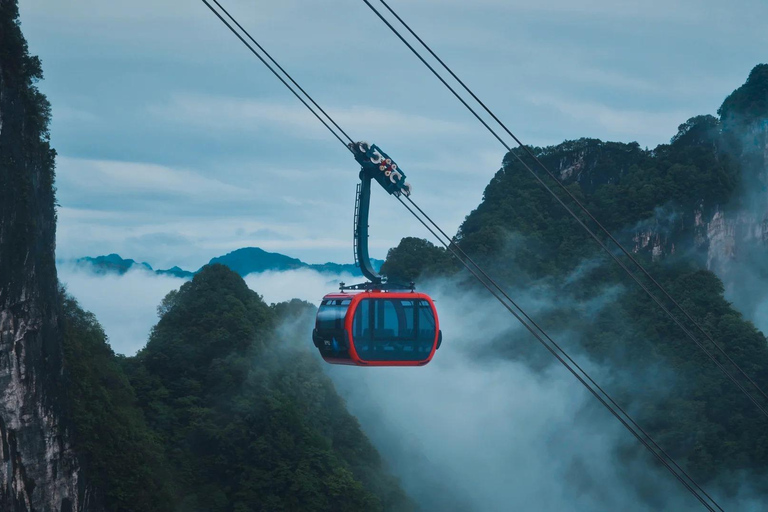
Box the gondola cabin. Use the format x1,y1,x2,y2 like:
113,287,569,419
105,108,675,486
313,290,441,366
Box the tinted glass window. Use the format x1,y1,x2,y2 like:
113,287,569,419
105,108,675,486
352,298,436,361
316,299,350,331
417,300,435,341
316,299,351,359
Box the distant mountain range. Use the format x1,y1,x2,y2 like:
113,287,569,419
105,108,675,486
64,247,383,279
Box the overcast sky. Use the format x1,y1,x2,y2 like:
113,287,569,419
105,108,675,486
19,0,768,269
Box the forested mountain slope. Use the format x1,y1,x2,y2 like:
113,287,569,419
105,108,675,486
121,264,413,512
383,65,768,494
61,265,414,512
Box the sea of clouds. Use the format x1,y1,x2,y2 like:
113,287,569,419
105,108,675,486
57,264,764,511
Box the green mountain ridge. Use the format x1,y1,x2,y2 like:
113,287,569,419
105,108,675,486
381,64,768,498
67,248,384,279
61,265,414,511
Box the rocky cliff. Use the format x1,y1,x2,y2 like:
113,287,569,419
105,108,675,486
507,67,768,316
0,2,85,509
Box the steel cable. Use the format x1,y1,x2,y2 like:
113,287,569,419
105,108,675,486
363,0,768,419
397,196,721,512
200,0,353,152
403,195,724,512
199,3,723,509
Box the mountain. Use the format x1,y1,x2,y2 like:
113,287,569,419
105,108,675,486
76,253,154,274
72,254,196,278
123,265,414,511
207,246,304,274
206,247,384,276
68,247,383,279
155,265,195,278
0,1,85,508
381,64,768,496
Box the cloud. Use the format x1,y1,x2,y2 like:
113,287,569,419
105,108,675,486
57,265,354,355
245,268,357,306
58,264,763,510
324,276,711,511
245,228,294,241
58,264,187,356
527,94,691,145
55,206,355,270
57,157,247,200
150,94,469,142
24,0,768,284
124,232,193,250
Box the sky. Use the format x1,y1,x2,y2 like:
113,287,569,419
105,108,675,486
18,0,768,269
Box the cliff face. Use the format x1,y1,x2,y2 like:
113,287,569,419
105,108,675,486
529,68,768,295
0,2,85,510
627,68,768,312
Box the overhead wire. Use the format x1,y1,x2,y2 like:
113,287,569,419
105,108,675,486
200,0,353,151
208,0,356,147
399,195,722,512
371,0,768,408
362,0,768,419
198,2,722,509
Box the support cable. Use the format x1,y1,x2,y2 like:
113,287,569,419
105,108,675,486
200,0,353,152
397,196,721,512
199,3,723,509
371,0,768,408
404,195,724,512
362,0,768,419
209,0,356,146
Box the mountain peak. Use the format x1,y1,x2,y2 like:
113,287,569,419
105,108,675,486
75,254,153,274
718,63,768,128
206,247,304,275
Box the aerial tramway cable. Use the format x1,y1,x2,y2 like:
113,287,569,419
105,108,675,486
398,195,722,512
200,0,353,151
405,192,727,510
207,0,356,147
197,2,723,509
362,0,768,419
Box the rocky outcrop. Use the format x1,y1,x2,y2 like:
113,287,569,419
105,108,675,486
0,1,86,509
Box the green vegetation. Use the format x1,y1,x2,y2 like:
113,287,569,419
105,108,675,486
60,291,174,511
382,65,768,488
719,64,768,129
0,0,58,304
62,264,412,511
379,237,455,283
453,121,738,282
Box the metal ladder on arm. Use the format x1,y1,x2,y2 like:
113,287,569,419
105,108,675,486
353,183,361,268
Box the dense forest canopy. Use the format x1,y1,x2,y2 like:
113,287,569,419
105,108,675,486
381,64,768,493
61,265,414,511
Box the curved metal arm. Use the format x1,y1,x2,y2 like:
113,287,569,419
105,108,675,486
355,172,382,283
349,141,412,285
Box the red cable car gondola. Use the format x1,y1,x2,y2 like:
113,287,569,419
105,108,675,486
313,290,441,366
313,142,442,366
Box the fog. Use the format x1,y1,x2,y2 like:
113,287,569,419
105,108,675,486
58,264,187,355
57,263,764,511
243,268,356,306
57,264,355,355
324,278,709,512
714,123,768,335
